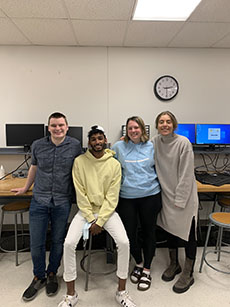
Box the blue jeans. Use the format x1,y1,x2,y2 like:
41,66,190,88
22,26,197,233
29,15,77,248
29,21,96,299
29,197,71,279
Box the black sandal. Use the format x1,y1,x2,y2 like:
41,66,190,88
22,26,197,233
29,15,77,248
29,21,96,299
137,273,152,291
130,266,143,284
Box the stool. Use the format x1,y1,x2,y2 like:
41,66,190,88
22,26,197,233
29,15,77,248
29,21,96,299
217,195,230,246
0,201,30,266
80,231,117,291
217,194,230,212
199,212,230,274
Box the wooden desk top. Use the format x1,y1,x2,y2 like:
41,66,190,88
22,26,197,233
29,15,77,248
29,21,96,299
0,175,32,197
1,177,229,196
197,180,230,193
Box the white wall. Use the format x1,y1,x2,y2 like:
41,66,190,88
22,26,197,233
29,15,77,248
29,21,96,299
0,46,108,149
1,46,230,150
1,46,230,221
108,47,230,142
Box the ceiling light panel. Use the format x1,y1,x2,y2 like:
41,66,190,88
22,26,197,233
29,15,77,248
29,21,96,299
133,0,202,21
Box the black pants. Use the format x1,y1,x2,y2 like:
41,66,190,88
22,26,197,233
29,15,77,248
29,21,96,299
166,217,197,260
117,193,162,269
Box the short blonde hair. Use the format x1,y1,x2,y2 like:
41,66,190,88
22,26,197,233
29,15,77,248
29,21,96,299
155,111,178,132
124,116,149,143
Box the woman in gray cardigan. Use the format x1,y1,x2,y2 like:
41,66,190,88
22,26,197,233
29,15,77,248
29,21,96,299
153,111,198,294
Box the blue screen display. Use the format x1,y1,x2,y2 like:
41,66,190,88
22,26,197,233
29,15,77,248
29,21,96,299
196,124,230,145
175,123,196,144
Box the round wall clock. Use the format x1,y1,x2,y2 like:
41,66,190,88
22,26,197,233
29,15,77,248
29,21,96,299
154,75,179,101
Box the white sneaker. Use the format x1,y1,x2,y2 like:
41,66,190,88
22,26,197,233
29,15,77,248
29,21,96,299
116,290,136,307
58,292,78,307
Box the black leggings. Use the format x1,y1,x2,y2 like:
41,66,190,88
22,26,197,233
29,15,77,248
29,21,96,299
117,193,162,269
166,217,197,260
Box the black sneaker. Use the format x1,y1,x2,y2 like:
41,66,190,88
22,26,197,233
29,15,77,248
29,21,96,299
46,274,58,296
22,277,47,301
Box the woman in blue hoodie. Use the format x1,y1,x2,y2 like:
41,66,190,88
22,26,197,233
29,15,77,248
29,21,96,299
112,116,161,291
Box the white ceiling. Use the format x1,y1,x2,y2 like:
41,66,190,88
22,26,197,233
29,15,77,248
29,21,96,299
1,0,230,48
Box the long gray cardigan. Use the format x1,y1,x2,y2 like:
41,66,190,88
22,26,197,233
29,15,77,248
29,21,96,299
153,133,198,241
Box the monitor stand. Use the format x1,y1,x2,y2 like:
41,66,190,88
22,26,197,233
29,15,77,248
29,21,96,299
24,144,31,153
207,144,216,151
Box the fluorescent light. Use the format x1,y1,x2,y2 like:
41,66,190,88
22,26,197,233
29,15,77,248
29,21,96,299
133,0,202,21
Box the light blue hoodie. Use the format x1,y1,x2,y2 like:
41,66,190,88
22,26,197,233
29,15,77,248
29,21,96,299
112,140,160,199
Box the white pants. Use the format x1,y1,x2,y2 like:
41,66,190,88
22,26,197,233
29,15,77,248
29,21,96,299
63,211,130,282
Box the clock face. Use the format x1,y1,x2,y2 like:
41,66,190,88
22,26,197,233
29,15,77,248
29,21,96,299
154,75,179,101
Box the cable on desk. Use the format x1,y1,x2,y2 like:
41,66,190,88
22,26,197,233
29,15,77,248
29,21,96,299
0,155,31,181
195,153,230,174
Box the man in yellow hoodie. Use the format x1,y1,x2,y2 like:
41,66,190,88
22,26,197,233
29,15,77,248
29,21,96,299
58,125,136,307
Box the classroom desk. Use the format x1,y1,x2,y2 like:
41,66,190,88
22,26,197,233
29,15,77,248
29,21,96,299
0,175,32,204
1,177,229,196
197,180,230,220
197,180,230,193
1,177,229,199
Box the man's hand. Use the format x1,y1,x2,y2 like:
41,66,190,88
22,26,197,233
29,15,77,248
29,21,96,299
11,187,28,195
90,223,102,235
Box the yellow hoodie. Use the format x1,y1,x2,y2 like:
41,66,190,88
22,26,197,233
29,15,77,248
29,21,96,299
72,148,121,227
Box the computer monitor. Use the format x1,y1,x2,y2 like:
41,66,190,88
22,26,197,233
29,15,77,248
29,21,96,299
175,123,196,144
45,126,83,147
6,124,45,150
121,125,150,137
196,124,230,145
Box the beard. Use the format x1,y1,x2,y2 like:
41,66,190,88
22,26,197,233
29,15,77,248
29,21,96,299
91,143,106,152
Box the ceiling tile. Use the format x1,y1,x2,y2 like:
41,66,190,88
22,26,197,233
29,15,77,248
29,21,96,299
65,0,135,20
0,0,67,18
213,33,230,48
0,0,229,48
72,20,127,46
169,22,230,48
125,21,184,47
0,18,30,44
189,0,230,22
0,9,6,17
13,19,77,45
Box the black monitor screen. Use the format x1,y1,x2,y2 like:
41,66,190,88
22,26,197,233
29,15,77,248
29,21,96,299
121,125,150,137
45,126,83,147
196,124,230,145
175,123,196,144
6,124,45,147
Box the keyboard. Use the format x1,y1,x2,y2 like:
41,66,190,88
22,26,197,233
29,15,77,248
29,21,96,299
195,172,230,186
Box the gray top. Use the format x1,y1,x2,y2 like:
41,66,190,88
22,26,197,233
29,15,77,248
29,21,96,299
153,133,198,241
31,136,82,206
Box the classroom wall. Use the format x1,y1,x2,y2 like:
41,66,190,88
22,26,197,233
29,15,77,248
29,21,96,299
1,46,230,222
1,46,230,149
